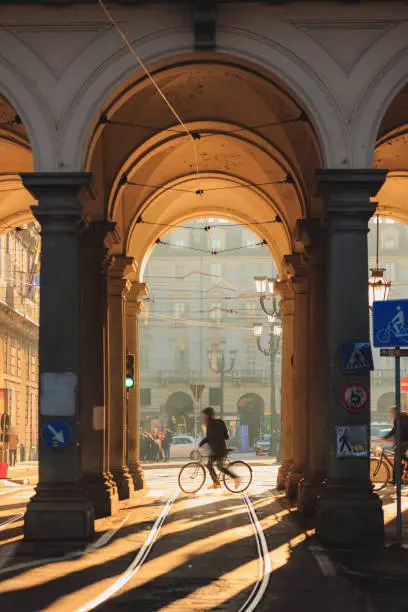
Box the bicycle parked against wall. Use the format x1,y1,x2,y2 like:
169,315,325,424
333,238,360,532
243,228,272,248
178,451,253,494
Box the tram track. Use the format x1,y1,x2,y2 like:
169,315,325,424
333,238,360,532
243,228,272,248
77,488,271,612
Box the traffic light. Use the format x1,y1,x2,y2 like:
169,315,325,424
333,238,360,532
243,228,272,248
125,353,135,389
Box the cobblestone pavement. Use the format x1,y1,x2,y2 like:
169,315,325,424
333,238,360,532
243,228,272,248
0,464,405,611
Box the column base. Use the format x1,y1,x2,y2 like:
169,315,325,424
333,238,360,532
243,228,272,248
83,473,119,518
316,485,384,548
297,472,325,518
128,461,145,490
285,470,303,504
24,484,94,542
276,460,293,490
111,465,135,500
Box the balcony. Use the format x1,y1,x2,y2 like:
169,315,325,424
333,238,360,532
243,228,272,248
232,369,271,384
160,369,200,384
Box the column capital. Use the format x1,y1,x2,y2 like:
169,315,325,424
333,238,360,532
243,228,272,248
107,256,136,298
294,219,327,266
22,172,92,213
283,253,309,294
315,169,386,225
127,282,149,317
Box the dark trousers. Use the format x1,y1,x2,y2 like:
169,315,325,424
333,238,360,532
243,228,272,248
9,449,17,467
207,455,237,484
163,447,170,461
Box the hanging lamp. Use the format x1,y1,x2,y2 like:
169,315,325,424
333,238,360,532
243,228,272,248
368,214,391,308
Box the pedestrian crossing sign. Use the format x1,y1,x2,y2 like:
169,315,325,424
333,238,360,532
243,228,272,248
340,342,374,374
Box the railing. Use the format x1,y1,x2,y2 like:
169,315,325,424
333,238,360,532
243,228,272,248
232,369,271,383
160,369,200,384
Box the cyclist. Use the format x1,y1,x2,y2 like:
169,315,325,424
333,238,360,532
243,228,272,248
383,406,408,481
199,407,241,490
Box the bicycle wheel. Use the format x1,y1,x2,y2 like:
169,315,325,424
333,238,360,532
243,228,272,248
223,460,253,493
370,457,390,491
178,462,206,494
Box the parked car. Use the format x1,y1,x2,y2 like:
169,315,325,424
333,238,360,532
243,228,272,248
170,435,198,459
254,434,271,455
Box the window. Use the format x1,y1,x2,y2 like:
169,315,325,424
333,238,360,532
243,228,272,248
173,234,185,247
140,345,149,371
210,302,222,321
174,302,185,318
140,388,151,406
10,338,17,376
245,342,257,371
210,263,222,279
173,343,188,371
209,387,221,406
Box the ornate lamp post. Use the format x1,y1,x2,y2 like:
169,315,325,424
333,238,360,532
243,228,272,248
254,275,280,317
253,315,282,456
207,344,237,419
368,214,391,308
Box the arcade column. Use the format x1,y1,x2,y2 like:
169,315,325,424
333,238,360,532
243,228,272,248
284,254,310,503
316,169,386,547
80,220,119,518
21,173,94,542
295,219,328,516
126,281,149,490
106,256,135,500
275,279,295,490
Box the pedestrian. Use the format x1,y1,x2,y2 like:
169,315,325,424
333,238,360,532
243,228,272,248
162,429,172,461
199,407,241,490
8,428,19,467
382,406,408,482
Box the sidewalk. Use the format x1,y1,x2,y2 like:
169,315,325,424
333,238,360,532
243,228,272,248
0,462,38,487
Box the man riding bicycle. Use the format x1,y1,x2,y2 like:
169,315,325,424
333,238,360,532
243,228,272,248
382,406,408,481
199,407,241,490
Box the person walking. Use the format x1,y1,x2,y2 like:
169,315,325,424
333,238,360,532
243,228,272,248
199,407,241,490
162,429,172,462
8,429,19,467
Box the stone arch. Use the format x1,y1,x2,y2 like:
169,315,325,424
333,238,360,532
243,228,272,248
237,392,265,445
352,41,408,168
166,391,194,434
60,31,343,170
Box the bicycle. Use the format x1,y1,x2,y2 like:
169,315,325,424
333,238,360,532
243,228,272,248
178,451,253,494
370,446,408,491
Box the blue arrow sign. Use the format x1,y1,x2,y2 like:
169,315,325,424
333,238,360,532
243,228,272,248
373,299,408,348
41,420,71,450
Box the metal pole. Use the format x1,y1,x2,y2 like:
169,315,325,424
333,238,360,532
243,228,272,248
269,349,275,456
194,386,198,441
220,368,224,420
395,347,403,545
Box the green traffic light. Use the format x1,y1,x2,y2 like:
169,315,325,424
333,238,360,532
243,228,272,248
125,377,134,389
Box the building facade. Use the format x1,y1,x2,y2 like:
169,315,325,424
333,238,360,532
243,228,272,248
0,223,39,462
139,219,282,444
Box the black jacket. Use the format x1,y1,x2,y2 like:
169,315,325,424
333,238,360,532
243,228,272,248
199,418,229,456
385,412,408,443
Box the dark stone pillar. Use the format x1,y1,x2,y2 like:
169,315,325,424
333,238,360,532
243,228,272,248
106,256,135,500
80,221,119,518
21,172,94,542
275,279,295,490
126,281,149,490
316,169,386,547
284,254,310,504
295,220,328,517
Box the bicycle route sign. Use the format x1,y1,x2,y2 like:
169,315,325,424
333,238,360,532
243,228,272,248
372,299,408,348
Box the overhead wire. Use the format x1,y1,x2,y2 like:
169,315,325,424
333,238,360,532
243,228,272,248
97,0,202,192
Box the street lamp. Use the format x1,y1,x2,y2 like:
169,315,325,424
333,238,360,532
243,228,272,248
207,345,237,419
368,214,391,308
252,315,282,456
254,275,280,317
